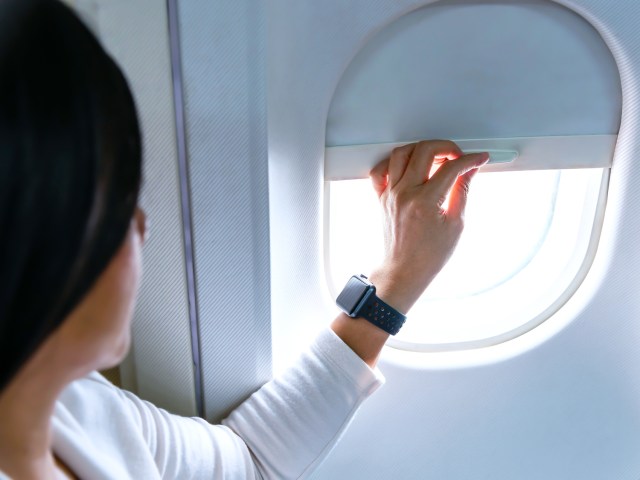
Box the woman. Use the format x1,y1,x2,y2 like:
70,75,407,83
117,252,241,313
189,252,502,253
0,0,489,478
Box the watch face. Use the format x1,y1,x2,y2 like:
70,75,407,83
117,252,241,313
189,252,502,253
336,276,372,316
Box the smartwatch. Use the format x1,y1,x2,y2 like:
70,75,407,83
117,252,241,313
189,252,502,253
336,274,407,335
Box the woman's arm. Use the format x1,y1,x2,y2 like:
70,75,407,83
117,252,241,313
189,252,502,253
219,141,489,478
331,140,489,368
92,140,488,480
83,329,383,479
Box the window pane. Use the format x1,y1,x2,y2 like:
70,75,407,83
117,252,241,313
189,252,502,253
327,168,606,349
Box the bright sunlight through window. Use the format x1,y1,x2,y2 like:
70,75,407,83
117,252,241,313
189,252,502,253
326,168,608,351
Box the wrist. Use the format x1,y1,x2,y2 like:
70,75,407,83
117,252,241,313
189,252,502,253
368,265,434,314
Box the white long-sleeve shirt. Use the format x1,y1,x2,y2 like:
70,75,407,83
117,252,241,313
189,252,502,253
0,328,384,479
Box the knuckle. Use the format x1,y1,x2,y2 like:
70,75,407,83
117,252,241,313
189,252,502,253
394,189,411,205
448,158,474,178
434,139,459,151
436,192,448,208
391,144,413,158
391,146,402,156
438,160,458,176
433,138,454,147
459,179,471,196
416,140,437,156
369,161,385,176
407,196,431,220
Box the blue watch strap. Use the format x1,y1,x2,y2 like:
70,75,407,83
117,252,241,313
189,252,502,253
359,292,406,336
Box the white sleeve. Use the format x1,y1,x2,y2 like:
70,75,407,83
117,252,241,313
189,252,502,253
116,389,260,479
112,327,384,479
222,327,385,479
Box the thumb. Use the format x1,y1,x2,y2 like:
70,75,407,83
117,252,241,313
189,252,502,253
447,167,480,220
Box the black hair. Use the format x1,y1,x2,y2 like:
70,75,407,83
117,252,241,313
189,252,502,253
0,0,142,391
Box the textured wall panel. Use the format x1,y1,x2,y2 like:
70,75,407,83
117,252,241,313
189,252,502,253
79,0,197,416
176,0,272,422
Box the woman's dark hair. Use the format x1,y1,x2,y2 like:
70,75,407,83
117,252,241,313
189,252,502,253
0,0,142,391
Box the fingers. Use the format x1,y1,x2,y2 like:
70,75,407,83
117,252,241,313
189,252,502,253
427,152,489,213
447,167,479,219
371,140,482,203
370,158,389,198
398,140,463,189
388,143,415,188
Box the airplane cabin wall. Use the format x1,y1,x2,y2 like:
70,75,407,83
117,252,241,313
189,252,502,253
64,0,640,477
267,0,640,478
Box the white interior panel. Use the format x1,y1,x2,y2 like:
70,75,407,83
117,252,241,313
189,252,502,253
268,0,640,478
71,0,274,422
176,0,273,422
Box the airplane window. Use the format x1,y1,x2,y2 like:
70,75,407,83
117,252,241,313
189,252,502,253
326,167,608,351
323,0,620,352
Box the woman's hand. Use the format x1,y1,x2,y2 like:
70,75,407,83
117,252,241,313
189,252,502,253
368,140,489,314
331,140,487,367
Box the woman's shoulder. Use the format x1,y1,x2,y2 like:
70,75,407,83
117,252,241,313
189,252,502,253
84,370,116,388
60,370,124,401
56,371,141,428
53,372,160,478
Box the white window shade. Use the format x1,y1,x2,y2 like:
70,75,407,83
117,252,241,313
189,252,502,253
326,0,621,146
